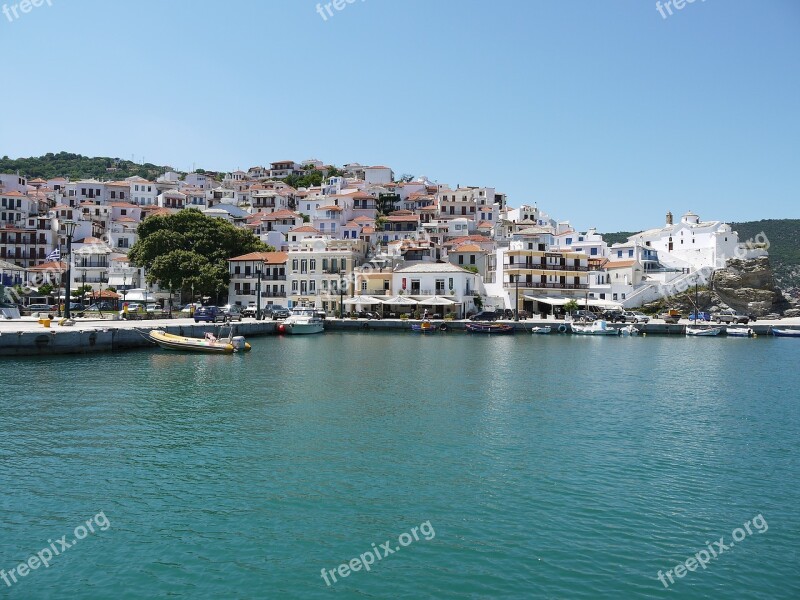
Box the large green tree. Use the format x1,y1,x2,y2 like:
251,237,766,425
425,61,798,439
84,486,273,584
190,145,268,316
129,210,271,300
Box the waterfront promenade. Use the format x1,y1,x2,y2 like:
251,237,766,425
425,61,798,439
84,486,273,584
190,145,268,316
0,315,798,357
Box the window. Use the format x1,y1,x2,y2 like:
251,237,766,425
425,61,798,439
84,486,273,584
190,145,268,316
470,255,475,265
458,255,464,264
617,250,623,258
340,258,346,270
309,281,316,293
590,248,598,256
309,259,316,271
292,259,299,271
322,258,328,271
301,259,307,274
628,250,633,257
565,238,572,245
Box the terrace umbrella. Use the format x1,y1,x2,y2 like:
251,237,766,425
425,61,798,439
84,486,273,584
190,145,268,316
383,295,418,318
343,295,382,317
418,295,458,318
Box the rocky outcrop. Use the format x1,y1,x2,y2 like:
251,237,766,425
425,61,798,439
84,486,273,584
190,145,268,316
712,257,790,316
640,257,791,316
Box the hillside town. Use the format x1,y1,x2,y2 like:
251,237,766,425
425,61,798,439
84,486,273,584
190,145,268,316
0,160,768,318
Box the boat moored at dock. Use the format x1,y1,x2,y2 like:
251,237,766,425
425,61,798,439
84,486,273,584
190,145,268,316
148,329,251,353
281,307,324,335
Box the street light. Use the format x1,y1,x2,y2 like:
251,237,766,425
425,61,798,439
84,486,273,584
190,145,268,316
62,220,77,319
122,273,127,307
339,280,344,319
255,265,262,320
515,274,520,321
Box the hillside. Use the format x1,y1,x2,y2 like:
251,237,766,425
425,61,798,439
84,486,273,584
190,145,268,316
0,152,173,181
601,219,800,293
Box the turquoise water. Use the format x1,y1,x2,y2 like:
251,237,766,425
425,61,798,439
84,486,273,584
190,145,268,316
1,333,799,599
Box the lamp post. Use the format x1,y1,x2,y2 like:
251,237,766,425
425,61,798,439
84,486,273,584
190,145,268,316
255,265,262,320
63,220,77,319
339,281,344,319
122,273,127,307
81,270,86,310
515,274,520,321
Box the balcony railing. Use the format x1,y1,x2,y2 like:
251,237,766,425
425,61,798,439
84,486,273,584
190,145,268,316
506,263,589,272
505,282,588,290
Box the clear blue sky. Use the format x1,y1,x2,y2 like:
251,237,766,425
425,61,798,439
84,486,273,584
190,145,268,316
1,0,798,231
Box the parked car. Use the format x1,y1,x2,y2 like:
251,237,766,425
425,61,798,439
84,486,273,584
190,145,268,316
688,311,711,322
712,309,750,324
764,313,782,321
194,306,225,323
622,311,650,324
470,311,500,321
221,305,243,321
502,308,530,320
602,310,625,323
242,304,258,318
264,305,291,320
569,310,596,322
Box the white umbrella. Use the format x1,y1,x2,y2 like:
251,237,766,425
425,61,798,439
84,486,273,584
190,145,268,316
417,295,457,306
384,295,418,305
343,295,382,305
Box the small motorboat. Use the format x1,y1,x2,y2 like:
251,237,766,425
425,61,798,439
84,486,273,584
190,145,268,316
148,330,251,353
620,324,640,336
571,320,620,336
686,326,723,336
771,328,800,338
530,326,552,334
411,320,436,333
726,327,754,337
466,322,515,334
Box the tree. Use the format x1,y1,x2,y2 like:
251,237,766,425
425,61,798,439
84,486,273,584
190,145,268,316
71,285,93,299
564,299,579,314
38,283,54,296
398,173,414,183
129,210,271,299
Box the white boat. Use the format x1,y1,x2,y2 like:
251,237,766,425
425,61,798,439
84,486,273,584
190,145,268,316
571,320,620,336
530,326,551,334
281,307,324,335
620,324,640,336
686,326,723,336
726,327,753,337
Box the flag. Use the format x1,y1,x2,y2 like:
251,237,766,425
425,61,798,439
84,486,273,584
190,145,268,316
46,248,61,262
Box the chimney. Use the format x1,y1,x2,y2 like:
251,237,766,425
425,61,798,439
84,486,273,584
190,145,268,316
666,211,673,226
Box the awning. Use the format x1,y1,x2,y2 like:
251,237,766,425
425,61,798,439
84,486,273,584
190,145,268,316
122,288,157,302
107,275,127,286
523,295,623,309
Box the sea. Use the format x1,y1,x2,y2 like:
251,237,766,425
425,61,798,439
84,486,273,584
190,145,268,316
1,332,798,599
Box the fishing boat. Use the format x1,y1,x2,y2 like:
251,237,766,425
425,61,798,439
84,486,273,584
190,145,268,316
726,327,754,337
411,320,436,333
148,330,251,353
280,306,324,335
685,326,723,336
771,328,800,338
571,320,620,336
530,326,552,334
465,322,514,334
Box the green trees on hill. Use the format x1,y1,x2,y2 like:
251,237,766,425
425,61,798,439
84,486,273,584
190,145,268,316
128,210,271,302
0,152,170,181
